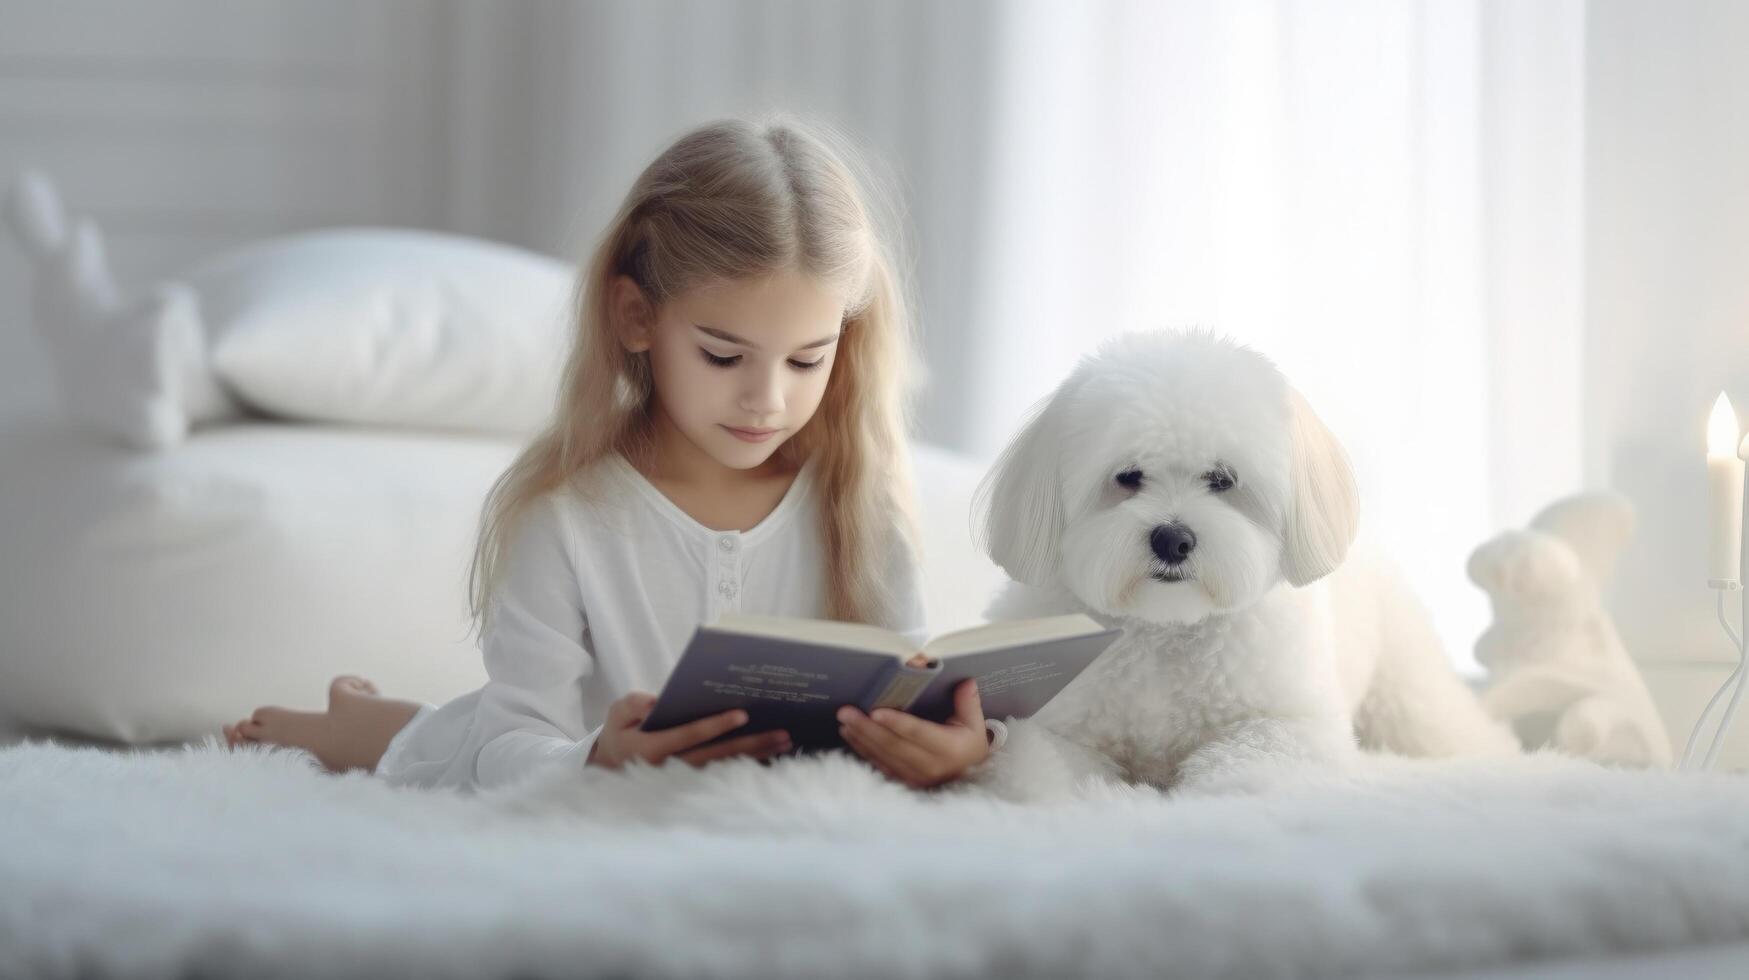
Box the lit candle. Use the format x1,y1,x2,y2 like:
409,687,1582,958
1708,392,1744,588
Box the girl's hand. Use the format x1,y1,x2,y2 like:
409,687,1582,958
836,666,991,790
587,692,791,769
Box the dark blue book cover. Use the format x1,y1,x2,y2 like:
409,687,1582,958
639,613,1121,753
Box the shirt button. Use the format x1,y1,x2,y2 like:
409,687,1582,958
719,535,737,553
718,581,738,599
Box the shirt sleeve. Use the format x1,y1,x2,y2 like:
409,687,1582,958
469,492,604,790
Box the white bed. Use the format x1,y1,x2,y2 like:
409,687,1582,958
0,411,1006,745
0,411,519,742
4,416,1749,980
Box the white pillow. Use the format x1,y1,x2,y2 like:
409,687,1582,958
7,169,574,448
204,229,575,434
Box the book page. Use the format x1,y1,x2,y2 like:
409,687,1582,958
902,625,1121,725
709,612,915,658
923,613,1106,658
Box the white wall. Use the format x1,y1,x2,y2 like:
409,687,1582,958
0,0,451,415
0,0,1005,455
1586,0,1749,765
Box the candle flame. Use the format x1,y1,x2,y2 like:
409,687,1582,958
1709,393,1740,455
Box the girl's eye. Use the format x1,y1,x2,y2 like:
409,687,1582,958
1115,468,1143,490
699,350,825,372
1203,468,1236,493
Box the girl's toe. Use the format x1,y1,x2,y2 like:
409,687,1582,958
330,675,378,698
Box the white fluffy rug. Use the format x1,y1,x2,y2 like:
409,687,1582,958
3,737,1749,980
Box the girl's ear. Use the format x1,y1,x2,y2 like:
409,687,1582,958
1281,386,1360,587
973,389,1068,587
611,274,654,353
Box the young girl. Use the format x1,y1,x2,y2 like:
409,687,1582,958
222,116,1004,792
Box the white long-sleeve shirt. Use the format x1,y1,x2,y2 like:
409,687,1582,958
374,450,930,793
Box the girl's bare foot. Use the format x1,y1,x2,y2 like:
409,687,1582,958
222,675,424,774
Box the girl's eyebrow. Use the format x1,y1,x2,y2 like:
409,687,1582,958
694,324,840,353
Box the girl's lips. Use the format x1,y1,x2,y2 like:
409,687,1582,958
723,425,778,443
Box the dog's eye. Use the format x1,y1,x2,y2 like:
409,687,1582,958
1203,468,1236,493
1114,468,1144,490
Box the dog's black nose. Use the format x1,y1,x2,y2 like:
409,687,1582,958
1150,523,1197,564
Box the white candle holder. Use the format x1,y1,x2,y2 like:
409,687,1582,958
1684,427,1749,771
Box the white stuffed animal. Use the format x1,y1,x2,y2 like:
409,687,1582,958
4,169,230,448
1468,492,1674,768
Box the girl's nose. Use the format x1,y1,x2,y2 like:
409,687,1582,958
740,369,785,416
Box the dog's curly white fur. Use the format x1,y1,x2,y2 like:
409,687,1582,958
964,330,1520,800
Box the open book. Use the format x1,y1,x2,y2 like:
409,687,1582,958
638,612,1122,753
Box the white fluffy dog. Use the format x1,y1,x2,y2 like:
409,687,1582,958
964,330,1520,800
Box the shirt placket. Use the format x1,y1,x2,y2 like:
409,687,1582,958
710,530,743,617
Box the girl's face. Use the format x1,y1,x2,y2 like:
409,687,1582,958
615,268,845,475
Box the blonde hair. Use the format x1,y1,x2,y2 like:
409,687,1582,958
468,115,921,636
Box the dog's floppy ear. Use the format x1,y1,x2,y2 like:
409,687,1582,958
1282,386,1359,586
972,391,1067,587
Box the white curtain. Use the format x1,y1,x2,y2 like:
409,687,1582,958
445,0,1585,669
963,0,1582,670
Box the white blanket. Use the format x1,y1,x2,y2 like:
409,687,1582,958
3,738,1748,979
